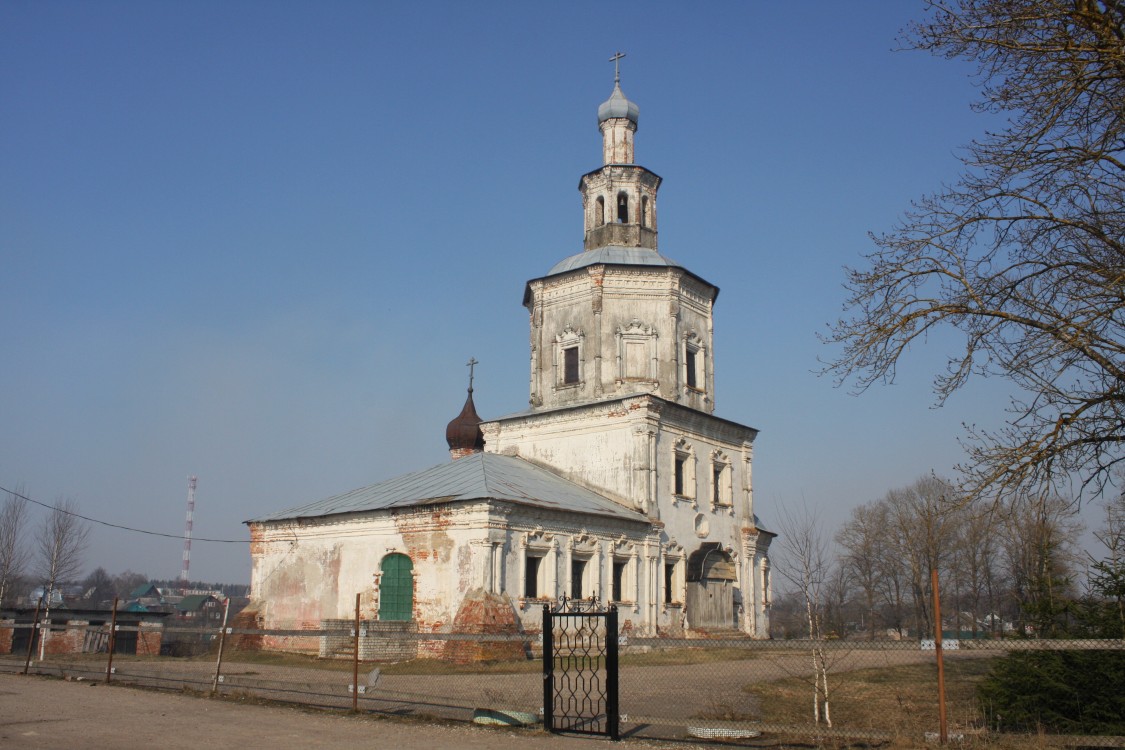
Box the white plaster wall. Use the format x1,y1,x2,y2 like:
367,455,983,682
249,504,495,630
483,395,771,636
528,266,717,413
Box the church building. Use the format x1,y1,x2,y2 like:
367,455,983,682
245,68,774,648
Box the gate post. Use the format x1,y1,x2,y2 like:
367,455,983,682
542,603,554,732
606,605,619,741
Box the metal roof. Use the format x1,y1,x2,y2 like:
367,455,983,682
598,82,639,124
546,245,683,275
247,452,648,524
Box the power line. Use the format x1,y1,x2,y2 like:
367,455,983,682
0,483,248,544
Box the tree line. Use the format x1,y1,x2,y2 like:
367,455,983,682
771,474,1122,642
0,488,247,611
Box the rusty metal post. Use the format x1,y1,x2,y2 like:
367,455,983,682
931,568,948,744
105,597,119,683
211,598,231,694
22,597,43,675
352,593,361,712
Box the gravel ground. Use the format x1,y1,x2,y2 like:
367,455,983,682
0,672,730,750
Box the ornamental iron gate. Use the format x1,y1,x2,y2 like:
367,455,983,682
542,597,619,740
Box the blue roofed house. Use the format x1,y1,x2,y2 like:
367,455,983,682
244,75,774,651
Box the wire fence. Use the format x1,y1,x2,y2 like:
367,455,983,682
2,609,1123,747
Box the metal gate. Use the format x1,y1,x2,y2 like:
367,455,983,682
542,597,619,740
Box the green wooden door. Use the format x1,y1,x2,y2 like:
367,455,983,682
379,554,414,621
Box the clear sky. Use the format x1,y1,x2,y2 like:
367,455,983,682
1,1,1100,585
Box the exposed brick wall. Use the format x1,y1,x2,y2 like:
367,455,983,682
0,619,13,655
441,590,529,664
227,609,264,652
41,619,87,655
135,623,162,656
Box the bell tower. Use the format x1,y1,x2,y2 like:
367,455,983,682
523,56,719,414
580,54,662,251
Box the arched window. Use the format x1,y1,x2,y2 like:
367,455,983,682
617,193,629,223
379,553,413,621
640,195,649,228
595,196,605,227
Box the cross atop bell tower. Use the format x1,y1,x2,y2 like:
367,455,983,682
609,51,625,82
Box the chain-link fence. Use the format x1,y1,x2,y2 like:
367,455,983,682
2,607,1123,747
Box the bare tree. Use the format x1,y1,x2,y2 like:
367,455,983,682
113,569,149,600
80,567,116,607
1088,491,1125,635
836,501,887,639
949,497,1001,636
773,504,836,726
36,497,90,618
997,493,1082,634
822,0,1125,504
0,486,30,607
884,476,960,636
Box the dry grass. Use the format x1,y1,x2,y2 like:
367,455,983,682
733,657,1101,749
744,657,992,730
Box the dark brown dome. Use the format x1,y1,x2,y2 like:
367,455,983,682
445,389,484,455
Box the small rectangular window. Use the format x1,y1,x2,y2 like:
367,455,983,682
664,562,676,604
612,560,627,602
713,465,722,501
563,346,579,385
674,455,685,496
525,556,542,598
571,558,586,599
686,348,698,389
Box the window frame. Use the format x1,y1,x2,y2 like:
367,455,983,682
711,450,733,508
554,327,584,390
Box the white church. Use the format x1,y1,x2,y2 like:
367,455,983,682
245,68,774,649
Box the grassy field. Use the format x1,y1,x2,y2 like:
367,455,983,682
742,657,994,737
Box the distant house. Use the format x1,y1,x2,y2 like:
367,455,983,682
128,583,164,607
174,594,223,624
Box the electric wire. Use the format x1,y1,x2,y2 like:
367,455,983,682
0,483,248,544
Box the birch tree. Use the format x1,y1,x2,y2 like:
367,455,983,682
773,504,836,726
36,497,90,617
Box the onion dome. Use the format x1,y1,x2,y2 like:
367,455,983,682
598,82,639,124
446,387,484,458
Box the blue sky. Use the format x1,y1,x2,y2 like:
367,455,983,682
1,1,1094,584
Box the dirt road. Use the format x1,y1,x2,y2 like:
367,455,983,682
0,672,720,750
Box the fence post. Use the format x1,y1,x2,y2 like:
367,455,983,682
211,598,230,694
22,597,43,675
606,605,620,741
352,592,361,712
105,597,119,684
931,568,948,744
542,603,553,732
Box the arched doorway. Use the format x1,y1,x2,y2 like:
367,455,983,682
685,543,737,630
379,553,414,621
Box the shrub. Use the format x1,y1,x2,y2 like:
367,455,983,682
977,650,1125,735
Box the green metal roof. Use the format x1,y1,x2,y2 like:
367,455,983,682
176,594,217,611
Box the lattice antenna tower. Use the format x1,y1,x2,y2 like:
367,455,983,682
181,476,197,584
